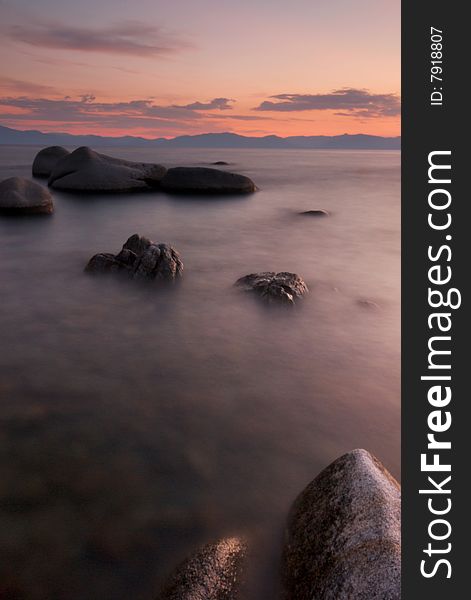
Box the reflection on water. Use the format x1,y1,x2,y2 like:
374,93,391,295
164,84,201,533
0,146,400,599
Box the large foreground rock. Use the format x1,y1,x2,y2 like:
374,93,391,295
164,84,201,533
0,177,53,214
157,537,246,600
85,234,183,281
282,449,401,600
48,147,167,192
235,272,308,304
161,167,257,194
32,146,70,177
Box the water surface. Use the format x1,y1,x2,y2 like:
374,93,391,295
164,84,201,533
0,146,400,599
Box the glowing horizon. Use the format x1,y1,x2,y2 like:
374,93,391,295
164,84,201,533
0,0,400,139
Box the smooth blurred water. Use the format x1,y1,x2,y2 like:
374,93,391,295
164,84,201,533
0,146,400,600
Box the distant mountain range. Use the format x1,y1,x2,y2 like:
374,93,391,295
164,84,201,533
0,125,401,150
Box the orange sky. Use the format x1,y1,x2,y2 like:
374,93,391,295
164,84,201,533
0,0,400,139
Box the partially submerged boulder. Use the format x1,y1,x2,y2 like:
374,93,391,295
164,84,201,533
0,177,53,214
282,449,401,600
161,167,257,194
48,147,167,192
235,272,308,305
357,299,380,310
32,146,70,178
157,537,246,600
85,234,183,281
299,209,329,217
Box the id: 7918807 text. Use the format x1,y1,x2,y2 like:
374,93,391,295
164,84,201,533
430,27,443,106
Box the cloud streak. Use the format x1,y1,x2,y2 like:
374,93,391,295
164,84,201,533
0,95,236,121
254,88,400,118
5,20,188,57
177,98,234,111
0,76,57,95
0,95,268,136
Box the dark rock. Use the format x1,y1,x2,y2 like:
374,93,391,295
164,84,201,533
0,177,53,215
133,245,162,279
32,146,70,178
134,243,181,281
48,147,167,192
235,272,308,304
212,161,229,166
115,248,137,266
299,209,329,216
85,234,183,281
282,449,401,600
83,253,124,274
123,233,152,256
157,537,246,600
161,167,257,194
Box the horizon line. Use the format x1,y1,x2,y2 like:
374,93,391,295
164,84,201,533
0,124,401,141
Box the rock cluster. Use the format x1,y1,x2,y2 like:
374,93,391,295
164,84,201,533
0,177,54,214
48,147,167,192
85,234,183,281
153,451,400,599
31,147,257,195
235,272,308,304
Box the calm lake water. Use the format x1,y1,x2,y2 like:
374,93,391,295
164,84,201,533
0,146,400,600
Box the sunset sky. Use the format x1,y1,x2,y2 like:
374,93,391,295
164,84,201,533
0,0,400,139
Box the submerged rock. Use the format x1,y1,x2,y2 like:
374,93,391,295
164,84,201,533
32,146,70,178
85,234,183,281
212,161,229,166
161,167,257,194
282,449,401,600
0,177,53,214
235,272,308,304
157,537,246,600
48,147,167,192
299,209,329,217
357,299,380,309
